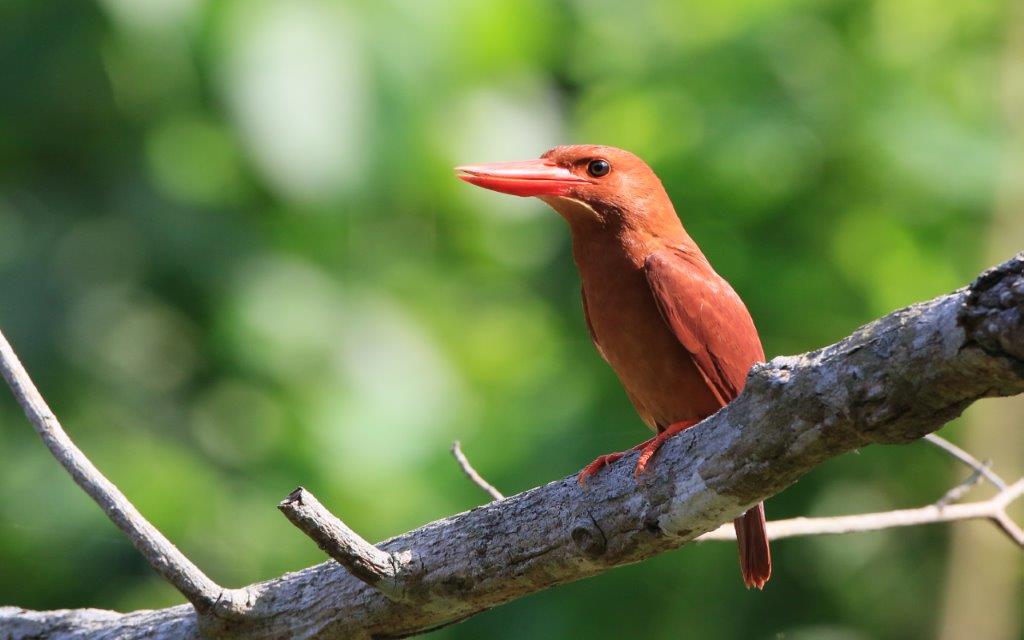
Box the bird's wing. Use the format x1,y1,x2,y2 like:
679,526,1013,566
644,247,764,406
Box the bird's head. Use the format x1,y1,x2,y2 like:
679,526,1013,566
456,145,675,230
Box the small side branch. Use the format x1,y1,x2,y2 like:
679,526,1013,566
935,464,989,507
451,441,504,501
924,433,1007,490
0,330,241,615
278,487,413,601
698,478,1024,546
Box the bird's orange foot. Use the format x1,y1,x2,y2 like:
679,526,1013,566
635,420,698,476
578,436,656,485
578,451,628,485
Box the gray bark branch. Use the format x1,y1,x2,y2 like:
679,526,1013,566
449,430,1023,542
2,252,1023,640
697,478,1024,543
278,488,414,601
0,329,250,620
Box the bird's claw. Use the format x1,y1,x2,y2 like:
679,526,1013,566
634,420,698,477
577,452,627,486
579,420,697,484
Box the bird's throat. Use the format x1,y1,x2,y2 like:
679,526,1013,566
540,196,604,225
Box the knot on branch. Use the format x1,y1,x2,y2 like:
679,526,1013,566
196,588,262,636
569,517,608,559
960,252,1024,364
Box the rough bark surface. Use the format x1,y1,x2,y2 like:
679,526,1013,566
2,253,1023,640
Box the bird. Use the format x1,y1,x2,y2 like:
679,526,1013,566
455,144,772,589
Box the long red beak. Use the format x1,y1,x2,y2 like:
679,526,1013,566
455,159,586,197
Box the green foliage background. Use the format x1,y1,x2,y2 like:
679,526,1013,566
1,1,1020,638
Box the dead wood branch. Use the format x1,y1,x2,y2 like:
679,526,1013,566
1,252,1023,639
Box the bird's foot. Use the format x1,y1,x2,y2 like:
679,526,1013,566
578,419,699,485
578,437,656,485
635,420,698,477
578,451,628,485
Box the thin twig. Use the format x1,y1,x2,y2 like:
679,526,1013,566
451,440,504,501
924,433,1007,490
0,329,235,613
935,465,987,507
278,487,413,601
698,478,1024,546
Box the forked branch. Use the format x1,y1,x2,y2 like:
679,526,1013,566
1,252,1022,640
697,479,1024,545
0,331,248,618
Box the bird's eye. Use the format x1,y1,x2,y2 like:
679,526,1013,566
587,159,611,178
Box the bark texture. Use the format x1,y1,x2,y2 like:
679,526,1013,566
2,253,1023,640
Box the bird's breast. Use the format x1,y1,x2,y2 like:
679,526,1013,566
581,262,721,430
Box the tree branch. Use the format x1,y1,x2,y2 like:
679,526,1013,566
697,478,1024,544
277,487,416,601
448,435,1024,546
924,433,1007,490
2,252,1023,640
935,463,990,507
0,330,249,619
451,440,505,501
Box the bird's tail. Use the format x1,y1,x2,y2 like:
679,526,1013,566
733,502,771,589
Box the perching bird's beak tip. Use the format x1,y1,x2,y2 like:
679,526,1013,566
454,159,586,197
